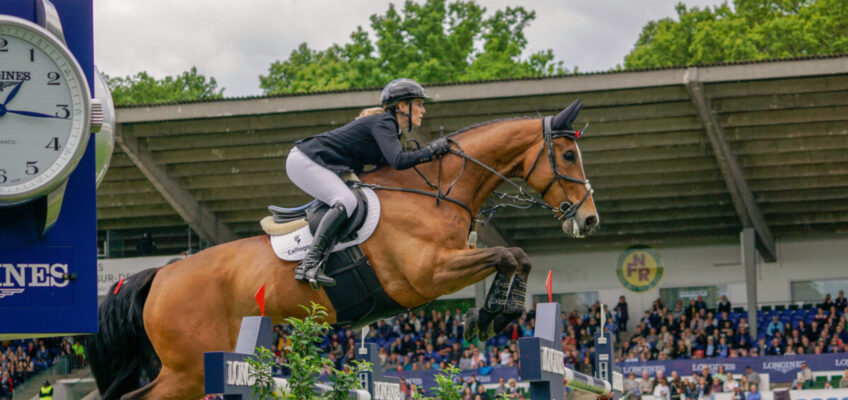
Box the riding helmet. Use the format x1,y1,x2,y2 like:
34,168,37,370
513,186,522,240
381,78,431,107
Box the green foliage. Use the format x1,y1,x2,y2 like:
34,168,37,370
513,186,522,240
247,347,283,400
247,302,375,400
327,360,371,400
430,364,464,400
281,302,333,399
624,0,848,69
259,0,566,95
105,66,224,105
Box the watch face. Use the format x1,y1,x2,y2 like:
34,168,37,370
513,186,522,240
0,19,89,201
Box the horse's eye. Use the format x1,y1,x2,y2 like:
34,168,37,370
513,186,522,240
562,151,576,163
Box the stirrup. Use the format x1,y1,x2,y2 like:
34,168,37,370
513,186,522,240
305,264,336,290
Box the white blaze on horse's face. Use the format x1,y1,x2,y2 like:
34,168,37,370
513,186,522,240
553,138,599,238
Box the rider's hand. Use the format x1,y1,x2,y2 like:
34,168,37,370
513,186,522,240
427,137,451,156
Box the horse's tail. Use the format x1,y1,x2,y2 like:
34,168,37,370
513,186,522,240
87,267,162,400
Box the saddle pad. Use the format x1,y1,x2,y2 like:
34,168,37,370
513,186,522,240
270,187,380,261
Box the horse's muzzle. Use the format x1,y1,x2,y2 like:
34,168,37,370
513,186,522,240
561,212,599,238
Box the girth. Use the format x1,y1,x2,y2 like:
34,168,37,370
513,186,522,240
321,245,408,328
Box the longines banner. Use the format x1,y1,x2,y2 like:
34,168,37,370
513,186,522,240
619,351,848,383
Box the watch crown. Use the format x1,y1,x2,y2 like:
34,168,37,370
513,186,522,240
90,98,103,133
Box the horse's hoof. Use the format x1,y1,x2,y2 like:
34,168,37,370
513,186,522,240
478,321,496,342
463,309,479,341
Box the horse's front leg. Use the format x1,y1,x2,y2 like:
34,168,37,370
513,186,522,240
489,247,533,334
429,246,520,342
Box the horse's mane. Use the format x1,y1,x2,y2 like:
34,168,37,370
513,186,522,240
445,116,536,138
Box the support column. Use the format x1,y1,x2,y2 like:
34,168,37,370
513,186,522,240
742,228,758,340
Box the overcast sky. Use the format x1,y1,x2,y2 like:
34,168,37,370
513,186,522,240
93,0,724,97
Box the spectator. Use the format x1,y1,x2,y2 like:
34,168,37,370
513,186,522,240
624,372,640,396
475,384,489,400
717,295,731,314
639,371,654,396
39,380,52,400
653,377,671,400
836,290,847,311
723,372,737,392
493,378,507,397
747,384,761,400
766,316,782,337
746,366,760,387
796,362,813,385
732,386,745,400
506,378,519,397
696,377,711,400
840,369,848,388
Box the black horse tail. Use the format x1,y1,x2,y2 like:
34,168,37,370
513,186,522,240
87,267,162,400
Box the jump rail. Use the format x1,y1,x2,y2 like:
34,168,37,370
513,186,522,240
519,301,623,400
203,316,401,400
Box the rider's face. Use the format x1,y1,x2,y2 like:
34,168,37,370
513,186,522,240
398,98,426,127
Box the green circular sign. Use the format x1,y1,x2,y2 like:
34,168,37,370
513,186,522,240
616,246,664,293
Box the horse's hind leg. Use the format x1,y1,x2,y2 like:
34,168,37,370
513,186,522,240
121,367,203,400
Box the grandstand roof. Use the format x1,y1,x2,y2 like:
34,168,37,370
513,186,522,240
101,55,848,258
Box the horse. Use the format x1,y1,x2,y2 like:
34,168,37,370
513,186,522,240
87,100,599,400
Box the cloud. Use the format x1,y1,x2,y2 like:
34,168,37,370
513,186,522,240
94,0,723,97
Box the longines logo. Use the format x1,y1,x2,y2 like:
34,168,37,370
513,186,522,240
761,360,804,374
0,72,31,91
0,263,69,299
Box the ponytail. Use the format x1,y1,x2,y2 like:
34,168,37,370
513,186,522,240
357,106,388,119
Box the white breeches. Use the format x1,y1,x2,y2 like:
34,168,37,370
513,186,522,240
285,147,357,218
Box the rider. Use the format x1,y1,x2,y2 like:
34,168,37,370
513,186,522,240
286,78,451,289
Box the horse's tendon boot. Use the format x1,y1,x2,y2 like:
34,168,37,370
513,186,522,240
482,273,510,314
503,274,527,316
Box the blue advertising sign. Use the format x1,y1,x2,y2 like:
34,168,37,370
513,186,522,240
619,352,848,383
0,0,97,338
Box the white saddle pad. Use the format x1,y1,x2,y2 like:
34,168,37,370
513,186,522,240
270,187,380,261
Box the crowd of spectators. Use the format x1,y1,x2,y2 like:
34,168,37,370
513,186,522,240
622,291,848,362
266,290,848,384
0,337,84,400
623,365,768,400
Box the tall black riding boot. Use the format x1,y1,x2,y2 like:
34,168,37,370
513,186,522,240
294,203,347,290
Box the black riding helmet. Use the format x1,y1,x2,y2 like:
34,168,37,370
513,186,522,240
381,78,430,132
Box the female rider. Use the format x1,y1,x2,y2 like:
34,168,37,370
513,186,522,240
286,78,450,289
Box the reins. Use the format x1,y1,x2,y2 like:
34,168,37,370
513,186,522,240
353,116,593,242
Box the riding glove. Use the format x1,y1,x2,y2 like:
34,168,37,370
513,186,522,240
427,137,451,157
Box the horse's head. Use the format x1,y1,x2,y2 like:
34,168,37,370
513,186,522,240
523,100,599,238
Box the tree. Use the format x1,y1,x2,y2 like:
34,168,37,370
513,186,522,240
106,66,224,105
624,0,848,69
259,0,567,95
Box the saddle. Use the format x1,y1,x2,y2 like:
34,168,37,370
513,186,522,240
262,183,406,327
265,185,369,242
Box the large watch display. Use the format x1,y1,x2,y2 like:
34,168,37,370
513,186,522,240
0,6,101,236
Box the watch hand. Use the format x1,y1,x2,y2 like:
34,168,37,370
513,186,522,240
3,80,24,106
6,109,68,119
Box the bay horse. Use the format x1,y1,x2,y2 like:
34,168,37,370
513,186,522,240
88,100,599,400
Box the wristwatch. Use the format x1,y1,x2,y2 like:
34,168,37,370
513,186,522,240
0,0,102,239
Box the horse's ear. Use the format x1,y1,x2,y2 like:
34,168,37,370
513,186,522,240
552,99,583,131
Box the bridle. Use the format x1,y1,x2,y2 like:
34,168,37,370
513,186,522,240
354,116,594,236
522,116,594,220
